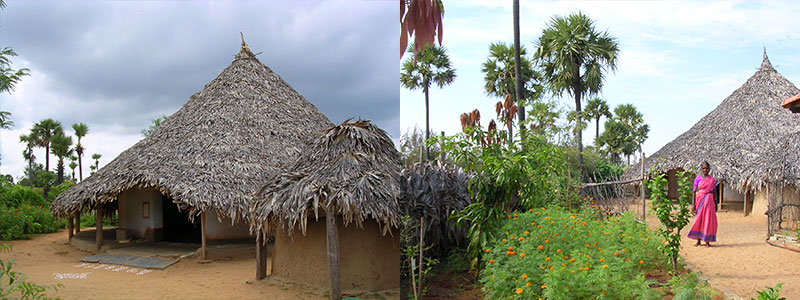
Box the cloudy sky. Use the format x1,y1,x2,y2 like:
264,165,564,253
0,0,397,180
400,1,800,162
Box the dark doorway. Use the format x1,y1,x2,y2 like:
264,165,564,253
162,196,201,243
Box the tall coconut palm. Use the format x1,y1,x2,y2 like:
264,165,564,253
482,42,539,139
535,12,619,178
585,98,611,141
91,153,101,171
71,123,88,181
401,44,456,161
50,133,73,184
19,133,36,188
31,119,64,173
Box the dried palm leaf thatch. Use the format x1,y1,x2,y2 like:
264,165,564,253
400,161,473,247
51,42,333,223
251,120,402,238
624,52,800,193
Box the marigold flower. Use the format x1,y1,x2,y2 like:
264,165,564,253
585,266,590,270
486,249,491,253
626,258,630,261
548,266,554,270
501,238,506,242
578,267,584,271
570,258,576,262
515,288,523,295
509,246,514,250
521,274,527,279
556,249,562,253
537,225,542,228
538,245,544,250
545,257,550,261
639,260,644,264
603,264,609,269
519,253,525,258
599,258,604,262
526,282,532,287
518,237,523,241
524,231,530,235
545,239,549,243
614,252,619,256
541,284,546,289
489,259,494,264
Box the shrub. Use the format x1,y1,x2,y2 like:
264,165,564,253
670,272,716,300
1,244,62,299
481,206,664,299
0,203,64,240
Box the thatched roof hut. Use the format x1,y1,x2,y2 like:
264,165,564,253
251,119,402,236
250,119,402,294
52,40,334,225
624,52,800,192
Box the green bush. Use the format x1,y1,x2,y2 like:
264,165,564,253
670,272,716,300
1,244,62,299
0,182,65,240
50,180,75,200
481,206,665,299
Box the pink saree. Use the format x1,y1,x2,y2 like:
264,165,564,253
688,175,717,242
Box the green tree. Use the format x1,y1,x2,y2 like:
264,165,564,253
535,12,619,178
613,104,648,164
401,44,456,161
596,118,629,164
584,97,611,141
481,42,540,139
141,115,167,137
71,122,89,181
31,119,64,173
91,153,101,172
19,134,36,188
68,155,78,181
400,126,442,166
50,134,73,184
0,110,12,129
0,47,29,95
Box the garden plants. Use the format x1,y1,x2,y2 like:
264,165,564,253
647,167,693,274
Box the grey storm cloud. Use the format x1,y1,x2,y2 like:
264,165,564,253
0,0,398,137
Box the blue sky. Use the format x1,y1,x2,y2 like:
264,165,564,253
400,1,800,161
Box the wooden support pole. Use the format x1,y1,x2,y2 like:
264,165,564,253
641,152,646,224
96,203,104,252
256,234,267,280
326,207,341,300
201,212,207,260
743,188,749,217
75,212,80,233
67,213,74,240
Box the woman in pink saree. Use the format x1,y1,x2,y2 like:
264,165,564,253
688,161,717,246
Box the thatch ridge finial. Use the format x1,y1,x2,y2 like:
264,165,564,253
236,32,256,60
761,46,773,70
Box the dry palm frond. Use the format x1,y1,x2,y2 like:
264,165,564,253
251,120,402,238
51,42,333,223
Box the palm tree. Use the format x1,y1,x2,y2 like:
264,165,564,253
584,98,611,141
482,42,539,139
72,123,89,181
613,104,648,164
91,153,102,171
0,47,30,94
50,133,73,184
596,119,629,165
19,134,36,188
31,119,64,173
69,155,78,181
535,12,619,178
401,44,456,161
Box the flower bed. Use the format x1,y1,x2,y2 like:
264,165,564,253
481,206,666,299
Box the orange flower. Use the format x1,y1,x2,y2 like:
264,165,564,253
622,249,626,252
541,284,546,289
545,257,550,261
519,253,525,258
613,252,619,256
515,288,523,295
538,245,544,250
556,249,562,253
570,258,576,262
513,217,517,220
585,244,590,248
625,258,630,261
501,238,507,242
518,237,523,241
524,231,530,235
506,251,513,255
514,213,518,217
537,225,542,228
603,264,609,269
602,291,606,294
639,260,644,264
521,274,527,279
599,258,604,262
509,246,514,250
585,266,590,270
530,222,536,226
526,282,532,287
489,259,494,264
485,249,491,253
578,267,584,271
545,239,549,243
548,266,554,271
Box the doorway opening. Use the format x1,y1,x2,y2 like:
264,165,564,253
161,196,201,243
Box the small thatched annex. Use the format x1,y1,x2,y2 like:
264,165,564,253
251,120,401,295
624,51,800,235
51,39,334,253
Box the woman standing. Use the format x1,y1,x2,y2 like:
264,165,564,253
688,161,718,246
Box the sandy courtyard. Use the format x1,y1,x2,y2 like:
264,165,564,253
629,203,800,299
2,230,395,300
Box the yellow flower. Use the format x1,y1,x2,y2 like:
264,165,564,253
541,284,546,289
603,264,609,269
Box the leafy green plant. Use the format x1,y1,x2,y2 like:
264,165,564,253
751,283,785,300
438,127,577,272
646,167,693,274
400,216,438,300
670,272,716,300
481,206,664,299
1,244,63,299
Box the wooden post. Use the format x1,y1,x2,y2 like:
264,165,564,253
417,217,425,297
75,212,80,233
743,188,749,217
201,212,207,260
256,233,267,280
96,203,103,252
325,206,341,300
641,152,646,224
67,213,74,240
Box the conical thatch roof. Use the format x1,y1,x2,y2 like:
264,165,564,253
251,120,402,237
625,52,800,192
51,41,334,222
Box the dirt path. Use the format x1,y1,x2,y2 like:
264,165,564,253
629,203,800,299
2,230,392,300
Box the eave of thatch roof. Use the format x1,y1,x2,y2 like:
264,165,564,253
624,52,800,192
251,120,402,237
51,41,334,222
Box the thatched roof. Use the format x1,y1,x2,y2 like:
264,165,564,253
251,120,402,237
624,52,800,192
51,41,334,222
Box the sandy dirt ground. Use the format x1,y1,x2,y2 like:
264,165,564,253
629,202,800,299
2,230,396,300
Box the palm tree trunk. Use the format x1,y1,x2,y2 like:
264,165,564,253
27,153,33,189
45,144,50,172
575,93,584,180
78,153,83,181
513,0,525,140
595,116,600,140
424,85,430,162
